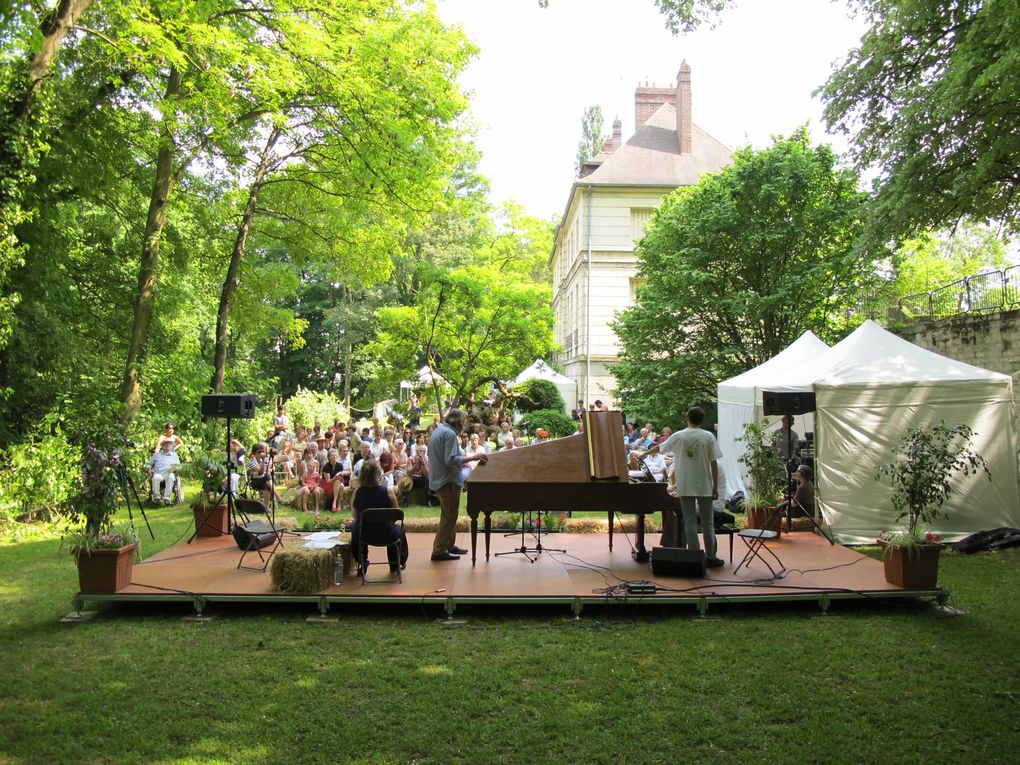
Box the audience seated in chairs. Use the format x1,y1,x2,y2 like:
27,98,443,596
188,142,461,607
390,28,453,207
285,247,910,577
391,438,409,479
628,450,666,482
351,460,409,573
320,448,345,510
147,439,181,504
297,445,323,512
247,442,278,508
378,449,397,487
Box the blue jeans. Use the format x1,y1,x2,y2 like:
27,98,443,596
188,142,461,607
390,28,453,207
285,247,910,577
680,496,716,559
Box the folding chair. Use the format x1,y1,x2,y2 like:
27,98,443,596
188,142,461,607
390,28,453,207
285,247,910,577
356,507,405,584
735,505,786,577
233,497,285,572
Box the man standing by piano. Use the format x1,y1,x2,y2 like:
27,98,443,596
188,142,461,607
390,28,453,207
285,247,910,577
428,409,488,561
638,406,724,568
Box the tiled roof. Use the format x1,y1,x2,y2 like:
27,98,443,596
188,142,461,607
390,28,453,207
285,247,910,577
581,103,731,186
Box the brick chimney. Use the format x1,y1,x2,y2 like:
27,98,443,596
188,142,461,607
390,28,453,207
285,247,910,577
634,79,676,131
603,117,622,153
676,61,692,154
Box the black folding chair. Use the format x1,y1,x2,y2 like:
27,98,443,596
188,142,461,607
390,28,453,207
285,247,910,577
356,507,405,584
233,497,285,572
735,505,786,577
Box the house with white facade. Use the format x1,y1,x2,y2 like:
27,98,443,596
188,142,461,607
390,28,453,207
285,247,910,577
550,62,733,407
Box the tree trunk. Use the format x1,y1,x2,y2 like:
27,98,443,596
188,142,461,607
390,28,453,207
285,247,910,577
211,127,281,393
343,340,352,411
120,67,181,422
13,0,96,120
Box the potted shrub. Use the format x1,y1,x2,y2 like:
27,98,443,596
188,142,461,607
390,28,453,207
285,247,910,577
65,434,141,593
875,422,990,588
738,421,786,533
68,522,140,592
186,454,229,536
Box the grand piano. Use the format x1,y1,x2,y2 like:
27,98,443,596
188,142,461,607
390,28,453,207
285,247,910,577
464,410,681,565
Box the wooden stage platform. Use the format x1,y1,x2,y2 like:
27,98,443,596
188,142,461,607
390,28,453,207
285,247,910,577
76,530,944,618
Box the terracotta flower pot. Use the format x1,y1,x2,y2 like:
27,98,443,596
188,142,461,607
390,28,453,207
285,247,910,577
193,503,229,537
746,505,782,537
879,541,942,589
76,544,135,593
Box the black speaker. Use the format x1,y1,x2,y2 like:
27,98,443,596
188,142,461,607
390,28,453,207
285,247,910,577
201,393,256,419
232,520,276,550
762,391,816,416
650,547,706,578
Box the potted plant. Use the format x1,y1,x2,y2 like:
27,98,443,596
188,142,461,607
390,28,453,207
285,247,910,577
738,421,787,533
875,422,990,588
186,453,229,536
65,433,141,593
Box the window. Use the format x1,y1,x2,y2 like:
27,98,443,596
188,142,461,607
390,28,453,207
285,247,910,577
631,208,654,241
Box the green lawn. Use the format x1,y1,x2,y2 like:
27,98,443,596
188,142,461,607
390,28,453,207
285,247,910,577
0,500,1018,764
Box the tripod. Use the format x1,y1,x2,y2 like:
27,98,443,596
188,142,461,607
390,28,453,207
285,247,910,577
114,451,155,541
189,416,245,543
780,423,833,544
495,510,565,563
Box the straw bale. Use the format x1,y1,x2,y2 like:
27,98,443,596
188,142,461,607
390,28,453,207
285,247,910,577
270,547,335,593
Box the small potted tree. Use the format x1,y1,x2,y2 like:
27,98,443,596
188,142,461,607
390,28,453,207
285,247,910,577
738,421,787,533
65,433,140,593
875,422,990,588
186,454,229,536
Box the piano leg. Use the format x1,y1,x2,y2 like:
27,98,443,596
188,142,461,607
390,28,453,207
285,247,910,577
470,515,478,566
632,511,650,563
607,511,614,551
484,512,492,562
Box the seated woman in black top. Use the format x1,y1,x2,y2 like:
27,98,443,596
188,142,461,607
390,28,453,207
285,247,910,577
351,459,409,571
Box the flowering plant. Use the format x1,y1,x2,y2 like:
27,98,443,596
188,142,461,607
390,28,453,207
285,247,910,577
878,528,942,550
876,422,990,547
300,513,351,532
65,521,140,557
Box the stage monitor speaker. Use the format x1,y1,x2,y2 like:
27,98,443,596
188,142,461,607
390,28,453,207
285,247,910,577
201,393,256,419
650,547,706,578
762,391,816,416
233,520,276,551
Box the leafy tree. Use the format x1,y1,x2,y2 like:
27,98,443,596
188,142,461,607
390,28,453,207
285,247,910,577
0,0,98,347
510,379,565,415
369,264,555,406
481,202,555,282
538,0,734,34
820,0,1020,243
574,104,605,178
527,408,575,439
611,128,880,425
893,221,1010,300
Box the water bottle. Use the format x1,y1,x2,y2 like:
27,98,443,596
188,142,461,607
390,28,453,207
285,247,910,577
333,550,342,585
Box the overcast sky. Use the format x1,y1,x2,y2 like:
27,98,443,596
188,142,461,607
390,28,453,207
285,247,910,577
437,0,868,220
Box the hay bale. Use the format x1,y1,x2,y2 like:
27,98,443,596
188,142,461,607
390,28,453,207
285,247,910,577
563,515,660,534
564,518,607,534
404,517,439,534
270,547,335,593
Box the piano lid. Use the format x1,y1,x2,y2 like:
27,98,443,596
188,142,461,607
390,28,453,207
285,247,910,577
466,410,627,485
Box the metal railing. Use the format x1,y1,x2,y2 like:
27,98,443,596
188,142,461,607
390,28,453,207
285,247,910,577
898,265,1020,320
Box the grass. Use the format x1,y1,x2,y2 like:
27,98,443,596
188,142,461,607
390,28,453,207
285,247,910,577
0,495,1018,764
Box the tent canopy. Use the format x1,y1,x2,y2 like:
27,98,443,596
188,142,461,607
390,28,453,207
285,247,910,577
725,321,1020,543
717,331,830,497
509,359,576,414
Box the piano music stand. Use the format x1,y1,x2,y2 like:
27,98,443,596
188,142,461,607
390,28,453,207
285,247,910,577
495,511,565,563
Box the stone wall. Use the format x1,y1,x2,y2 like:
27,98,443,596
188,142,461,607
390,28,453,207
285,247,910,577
905,310,1020,382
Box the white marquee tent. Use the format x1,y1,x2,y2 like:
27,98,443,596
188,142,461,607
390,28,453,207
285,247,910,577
717,331,830,497
509,359,577,414
768,320,1020,543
